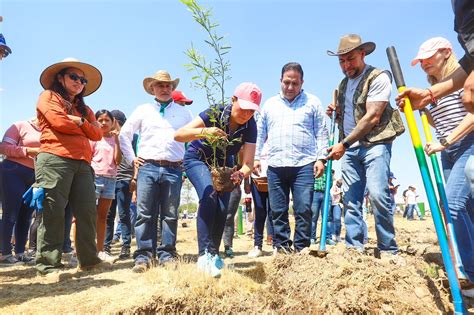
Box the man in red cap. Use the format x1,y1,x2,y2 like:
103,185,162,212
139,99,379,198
172,90,193,106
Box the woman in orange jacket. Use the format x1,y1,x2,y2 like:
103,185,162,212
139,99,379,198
33,58,104,275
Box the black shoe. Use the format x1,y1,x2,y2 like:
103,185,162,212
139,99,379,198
119,247,130,259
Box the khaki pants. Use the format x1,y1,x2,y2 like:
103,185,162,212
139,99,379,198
34,153,100,273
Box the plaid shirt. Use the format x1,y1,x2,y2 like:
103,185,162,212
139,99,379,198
255,90,329,167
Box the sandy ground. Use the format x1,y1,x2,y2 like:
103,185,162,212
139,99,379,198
1,214,473,314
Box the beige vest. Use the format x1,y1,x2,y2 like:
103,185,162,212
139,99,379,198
337,66,405,146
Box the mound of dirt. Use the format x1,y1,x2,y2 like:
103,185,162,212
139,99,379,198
1,216,473,314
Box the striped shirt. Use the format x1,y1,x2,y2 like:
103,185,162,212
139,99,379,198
429,89,467,139
255,90,329,168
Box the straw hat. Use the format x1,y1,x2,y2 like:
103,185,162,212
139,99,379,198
327,34,376,56
40,58,102,96
143,70,179,95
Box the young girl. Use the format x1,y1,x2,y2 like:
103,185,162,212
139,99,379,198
91,109,122,261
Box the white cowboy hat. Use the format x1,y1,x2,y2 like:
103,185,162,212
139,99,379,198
143,70,179,95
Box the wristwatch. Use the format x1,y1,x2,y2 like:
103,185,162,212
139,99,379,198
439,137,450,147
342,139,351,149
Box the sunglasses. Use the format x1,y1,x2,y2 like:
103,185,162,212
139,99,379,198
67,73,88,85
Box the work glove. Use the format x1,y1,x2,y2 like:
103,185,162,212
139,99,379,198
22,187,45,213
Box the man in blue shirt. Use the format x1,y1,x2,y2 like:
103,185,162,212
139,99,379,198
255,62,328,253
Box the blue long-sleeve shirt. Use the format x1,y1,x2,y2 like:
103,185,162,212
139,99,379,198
255,90,329,168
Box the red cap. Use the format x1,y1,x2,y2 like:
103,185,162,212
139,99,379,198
172,90,193,105
233,82,262,112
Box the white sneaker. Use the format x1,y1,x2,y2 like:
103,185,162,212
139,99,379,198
248,246,263,258
197,251,222,278
210,254,224,276
98,251,117,263
272,247,278,257
197,252,210,273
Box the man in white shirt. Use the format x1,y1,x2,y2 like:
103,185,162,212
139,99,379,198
120,70,193,272
405,185,423,220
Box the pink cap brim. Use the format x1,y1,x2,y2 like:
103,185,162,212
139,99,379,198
239,99,261,112
411,50,438,66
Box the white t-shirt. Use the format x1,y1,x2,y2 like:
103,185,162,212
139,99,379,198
406,190,418,205
343,66,392,139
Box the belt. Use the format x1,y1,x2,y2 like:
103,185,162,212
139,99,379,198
145,159,182,168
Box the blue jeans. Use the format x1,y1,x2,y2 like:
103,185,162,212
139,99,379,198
133,162,182,263
341,143,397,253
115,202,137,239
328,204,342,237
441,133,474,281
267,162,314,251
311,191,325,240
105,179,133,248
406,204,422,219
466,155,474,197
94,175,116,200
251,181,274,248
184,152,230,256
0,160,35,255
362,205,368,244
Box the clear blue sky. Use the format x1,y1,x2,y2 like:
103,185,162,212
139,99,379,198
0,0,461,205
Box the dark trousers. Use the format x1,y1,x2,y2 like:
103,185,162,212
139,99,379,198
251,181,274,248
1,160,35,255
222,186,242,248
105,179,133,248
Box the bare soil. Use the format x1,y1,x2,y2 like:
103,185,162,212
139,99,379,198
1,215,473,314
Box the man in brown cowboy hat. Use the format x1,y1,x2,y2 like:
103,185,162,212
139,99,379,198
119,70,193,272
326,34,405,259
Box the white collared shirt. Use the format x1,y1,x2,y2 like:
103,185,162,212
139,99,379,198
119,101,193,164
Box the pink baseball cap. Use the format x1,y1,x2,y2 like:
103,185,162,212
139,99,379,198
233,82,262,112
411,37,453,66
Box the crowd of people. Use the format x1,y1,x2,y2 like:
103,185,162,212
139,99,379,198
0,5,472,298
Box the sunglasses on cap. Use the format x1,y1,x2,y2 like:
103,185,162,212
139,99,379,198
67,73,88,85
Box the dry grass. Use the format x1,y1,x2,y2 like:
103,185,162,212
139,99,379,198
1,215,473,314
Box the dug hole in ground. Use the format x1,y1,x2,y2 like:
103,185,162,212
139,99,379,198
1,214,473,314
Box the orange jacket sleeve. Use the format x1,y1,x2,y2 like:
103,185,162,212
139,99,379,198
37,91,86,136
81,107,102,141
